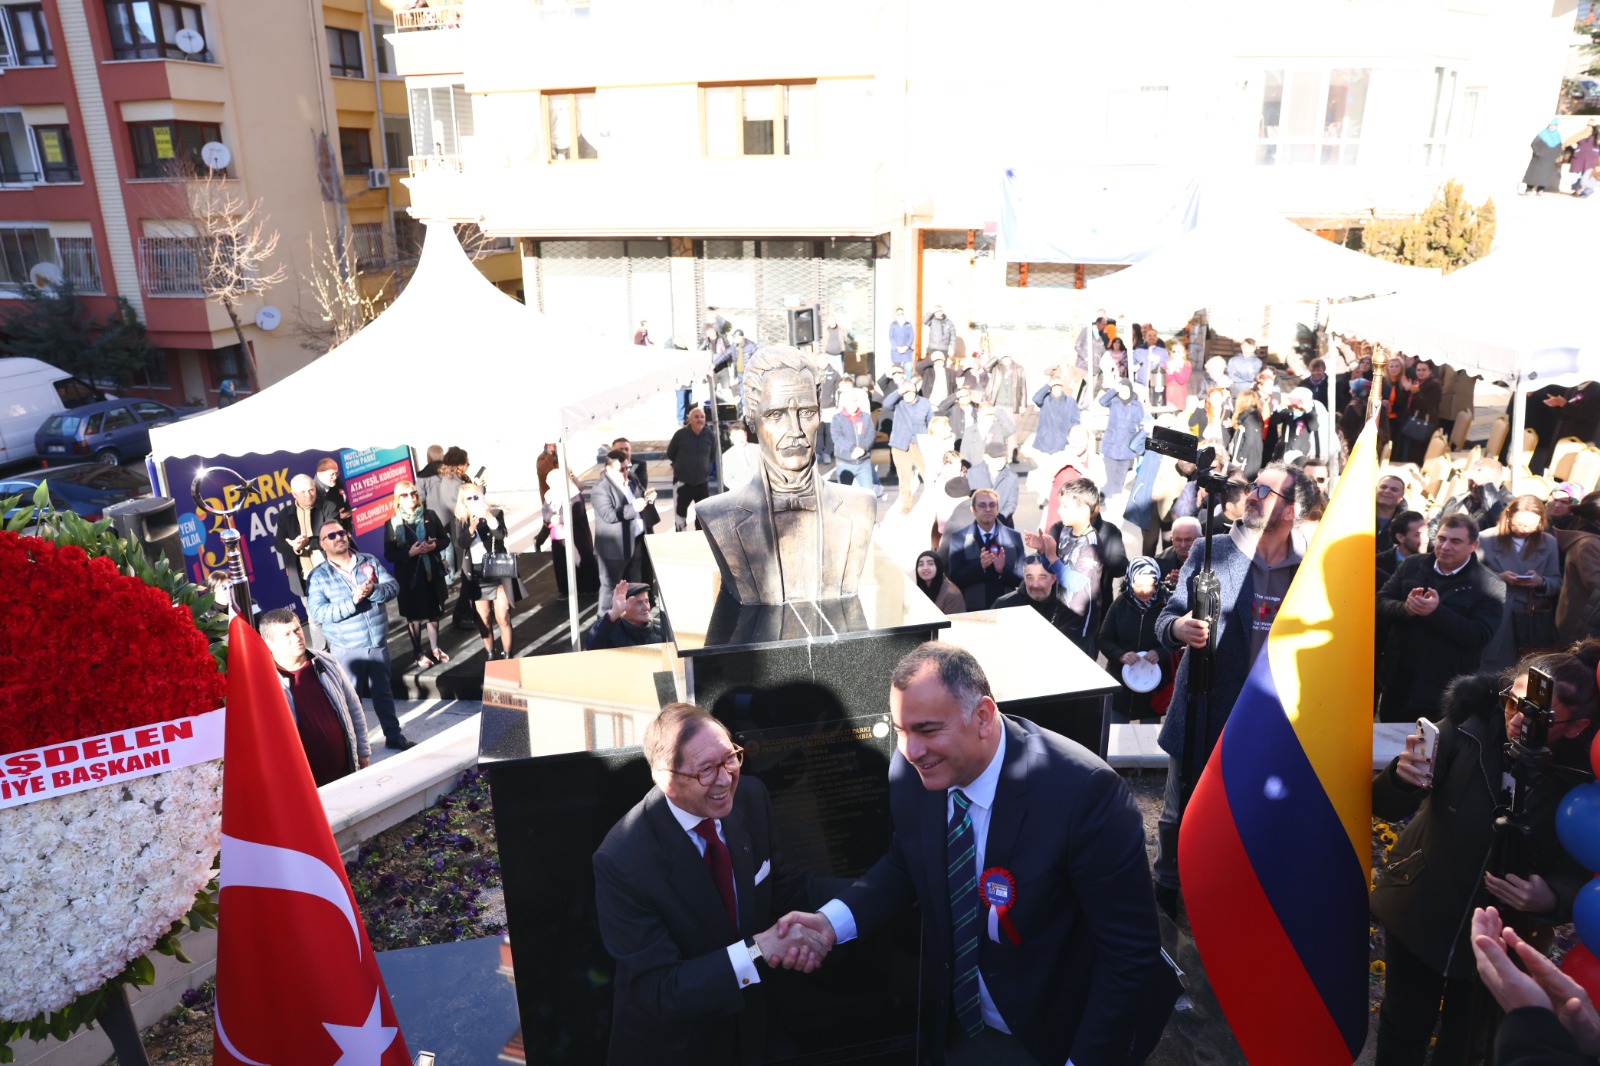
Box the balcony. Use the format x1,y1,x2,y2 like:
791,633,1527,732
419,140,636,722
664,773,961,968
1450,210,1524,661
408,153,465,177
137,236,203,296
393,2,463,31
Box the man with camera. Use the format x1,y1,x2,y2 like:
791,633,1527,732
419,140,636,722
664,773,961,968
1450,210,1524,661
1151,461,1320,917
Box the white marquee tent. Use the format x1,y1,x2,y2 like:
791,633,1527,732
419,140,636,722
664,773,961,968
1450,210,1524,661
1330,235,1593,482
150,222,710,647
1084,204,1439,330
149,222,706,468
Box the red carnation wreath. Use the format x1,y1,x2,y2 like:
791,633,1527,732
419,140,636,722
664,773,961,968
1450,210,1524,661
0,523,226,1045
0,532,225,752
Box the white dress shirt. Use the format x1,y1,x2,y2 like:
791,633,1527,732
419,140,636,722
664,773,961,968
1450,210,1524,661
663,795,762,989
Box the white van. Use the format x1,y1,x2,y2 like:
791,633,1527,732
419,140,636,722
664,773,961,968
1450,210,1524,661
0,358,107,465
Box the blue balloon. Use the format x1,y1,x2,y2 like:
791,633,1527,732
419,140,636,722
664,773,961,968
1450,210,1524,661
1557,782,1600,872
1576,880,1600,955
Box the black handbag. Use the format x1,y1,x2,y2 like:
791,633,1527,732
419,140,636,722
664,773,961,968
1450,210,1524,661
478,551,517,581
1399,415,1434,443
1511,598,1558,652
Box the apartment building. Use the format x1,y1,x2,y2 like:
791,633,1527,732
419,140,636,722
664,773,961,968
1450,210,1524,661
390,0,1575,367
0,0,517,408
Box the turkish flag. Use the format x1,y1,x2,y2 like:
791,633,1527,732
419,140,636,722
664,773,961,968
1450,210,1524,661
213,616,411,1066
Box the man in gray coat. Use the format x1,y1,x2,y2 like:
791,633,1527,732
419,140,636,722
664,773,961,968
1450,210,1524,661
1150,462,1321,916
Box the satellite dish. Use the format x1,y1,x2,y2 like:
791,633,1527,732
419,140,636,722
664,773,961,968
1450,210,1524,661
28,262,62,287
254,306,282,331
173,27,205,55
200,141,231,171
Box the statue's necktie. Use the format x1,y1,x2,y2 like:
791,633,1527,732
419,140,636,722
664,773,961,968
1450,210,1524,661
947,789,984,1037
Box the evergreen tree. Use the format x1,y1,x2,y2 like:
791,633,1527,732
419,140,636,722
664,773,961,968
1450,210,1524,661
0,283,161,385
1359,180,1495,274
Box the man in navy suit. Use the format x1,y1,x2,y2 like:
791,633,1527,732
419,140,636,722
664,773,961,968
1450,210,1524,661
947,489,1026,611
785,643,1177,1064
594,703,832,1065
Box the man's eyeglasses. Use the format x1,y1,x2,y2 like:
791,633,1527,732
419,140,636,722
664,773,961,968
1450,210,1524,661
664,746,745,787
1247,482,1293,503
321,530,350,541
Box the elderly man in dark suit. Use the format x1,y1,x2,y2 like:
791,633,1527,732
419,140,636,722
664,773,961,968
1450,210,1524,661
697,346,877,604
783,643,1177,1064
273,473,342,648
947,488,1025,611
1151,460,1321,917
594,703,832,1065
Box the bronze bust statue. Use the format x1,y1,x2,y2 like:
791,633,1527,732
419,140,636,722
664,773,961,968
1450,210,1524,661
695,346,877,605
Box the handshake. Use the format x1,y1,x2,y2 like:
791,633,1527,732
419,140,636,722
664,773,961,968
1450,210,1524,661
751,912,837,974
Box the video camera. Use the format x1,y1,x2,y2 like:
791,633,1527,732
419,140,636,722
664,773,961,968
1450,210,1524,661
1490,667,1556,887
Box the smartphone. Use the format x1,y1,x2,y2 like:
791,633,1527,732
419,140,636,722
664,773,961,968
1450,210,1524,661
1416,717,1440,765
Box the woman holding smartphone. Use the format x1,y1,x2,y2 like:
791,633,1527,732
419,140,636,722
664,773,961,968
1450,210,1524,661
383,480,451,668
455,480,524,660
1370,644,1600,1066
1478,495,1563,671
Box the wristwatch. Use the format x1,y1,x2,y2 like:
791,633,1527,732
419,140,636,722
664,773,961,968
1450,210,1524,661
744,936,765,967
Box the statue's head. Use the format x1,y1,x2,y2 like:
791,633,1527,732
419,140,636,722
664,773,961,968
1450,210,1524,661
743,346,821,476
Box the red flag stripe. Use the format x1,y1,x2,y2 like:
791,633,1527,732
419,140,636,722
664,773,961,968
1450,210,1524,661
1179,760,1355,1066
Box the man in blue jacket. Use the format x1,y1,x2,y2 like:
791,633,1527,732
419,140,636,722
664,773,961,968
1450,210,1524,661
307,521,412,750
889,307,915,366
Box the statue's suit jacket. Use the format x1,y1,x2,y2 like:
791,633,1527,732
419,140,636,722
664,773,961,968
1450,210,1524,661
696,475,876,604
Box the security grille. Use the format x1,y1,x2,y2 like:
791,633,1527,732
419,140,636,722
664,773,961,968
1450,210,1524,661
697,238,872,351
55,236,102,292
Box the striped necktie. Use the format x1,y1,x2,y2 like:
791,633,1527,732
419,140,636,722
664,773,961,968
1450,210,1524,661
947,789,984,1037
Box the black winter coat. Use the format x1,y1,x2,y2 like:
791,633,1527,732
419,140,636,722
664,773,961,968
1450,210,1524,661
1371,672,1592,978
1376,553,1504,716
1097,593,1169,718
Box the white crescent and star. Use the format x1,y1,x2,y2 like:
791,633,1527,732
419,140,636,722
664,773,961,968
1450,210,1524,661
215,834,400,1065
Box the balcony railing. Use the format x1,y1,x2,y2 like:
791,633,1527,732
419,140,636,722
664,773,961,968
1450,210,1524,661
137,236,203,296
394,2,463,31
408,153,465,177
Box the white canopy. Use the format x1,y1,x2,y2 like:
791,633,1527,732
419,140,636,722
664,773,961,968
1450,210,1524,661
149,222,707,466
1328,240,1590,388
1085,203,1439,329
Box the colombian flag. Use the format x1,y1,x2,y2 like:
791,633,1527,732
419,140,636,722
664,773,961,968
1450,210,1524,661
1178,422,1376,1065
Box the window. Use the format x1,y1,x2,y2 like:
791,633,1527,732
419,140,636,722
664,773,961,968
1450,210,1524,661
55,236,102,291
102,406,138,432
351,222,386,268
0,112,39,183
132,401,174,421
123,352,170,390
338,127,373,173
128,120,225,178
104,1,211,62
212,343,246,383
1422,67,1459,167
544,90,597,161
409,84,474,157
371,20,395,75
393,211,423,259
326,26,362,78
381,115,411,169
0,226,52,290
4,5,53,65
701,82,815,158
1256,67,1370,166
34,126,78,182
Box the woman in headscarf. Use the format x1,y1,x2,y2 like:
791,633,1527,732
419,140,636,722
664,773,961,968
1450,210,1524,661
913,550,965,614
1097,556,1170,723
1568,123,1600,193
383,480,451,668
1522,120,1564,195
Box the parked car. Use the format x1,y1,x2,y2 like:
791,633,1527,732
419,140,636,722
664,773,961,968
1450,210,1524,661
0,358,107,465
34,398,202,467
0,463,152,522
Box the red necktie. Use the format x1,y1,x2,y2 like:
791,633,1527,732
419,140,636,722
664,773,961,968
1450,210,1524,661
694,818,738,930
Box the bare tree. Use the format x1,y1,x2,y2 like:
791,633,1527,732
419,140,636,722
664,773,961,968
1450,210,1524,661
175,168,288,387
294,221,390,353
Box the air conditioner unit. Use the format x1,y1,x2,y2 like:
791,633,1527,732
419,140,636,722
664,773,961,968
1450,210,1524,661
367,169,390,189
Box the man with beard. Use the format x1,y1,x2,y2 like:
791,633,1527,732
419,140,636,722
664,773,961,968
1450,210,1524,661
586,581,666,649
1150,461,1322,917
992,555,1078,641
